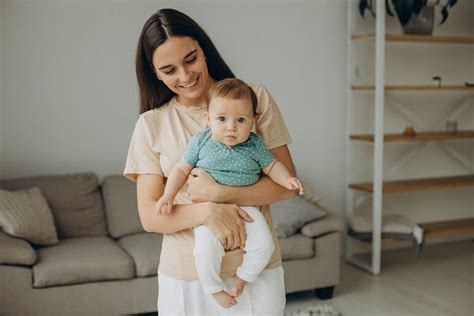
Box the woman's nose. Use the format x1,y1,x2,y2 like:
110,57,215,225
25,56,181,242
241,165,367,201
178,68,192,83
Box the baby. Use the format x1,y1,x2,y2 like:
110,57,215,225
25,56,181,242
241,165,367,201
155,78,303,308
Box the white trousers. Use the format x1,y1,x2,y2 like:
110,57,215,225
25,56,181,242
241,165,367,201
193,206,275,293
158,266,286,315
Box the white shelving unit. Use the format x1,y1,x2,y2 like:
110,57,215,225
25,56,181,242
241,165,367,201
345,0,474,275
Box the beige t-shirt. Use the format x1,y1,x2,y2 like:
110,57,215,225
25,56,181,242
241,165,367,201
124,83,292,280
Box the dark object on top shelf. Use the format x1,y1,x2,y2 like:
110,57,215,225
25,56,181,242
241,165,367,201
359,0,459,33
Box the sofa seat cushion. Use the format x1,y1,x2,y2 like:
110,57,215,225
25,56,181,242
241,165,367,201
118,232,163,277
102,175,144,238
33,237,134,288
279,234,314,260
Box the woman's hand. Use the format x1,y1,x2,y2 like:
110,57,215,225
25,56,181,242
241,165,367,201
203,202,254,250
187,168,225,203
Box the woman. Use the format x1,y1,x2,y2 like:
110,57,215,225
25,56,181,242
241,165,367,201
124,8,296,315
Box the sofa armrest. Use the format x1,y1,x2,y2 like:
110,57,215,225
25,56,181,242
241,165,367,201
300,204,346,238
0,230,37,265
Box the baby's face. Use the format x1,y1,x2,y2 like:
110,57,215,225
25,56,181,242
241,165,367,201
207,96,256,147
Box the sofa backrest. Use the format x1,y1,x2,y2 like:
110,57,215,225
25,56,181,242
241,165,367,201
0,173,107,239
101,175,144,238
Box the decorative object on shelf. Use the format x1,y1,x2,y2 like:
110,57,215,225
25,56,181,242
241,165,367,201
445,120,458,133
403,126,417,136
358,0,459,35
432,75,442,86
348,214,425,257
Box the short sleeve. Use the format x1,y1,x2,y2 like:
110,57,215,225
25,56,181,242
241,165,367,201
251,84,292,150
249,133,275,169
123,116,163,182
182,132,204,167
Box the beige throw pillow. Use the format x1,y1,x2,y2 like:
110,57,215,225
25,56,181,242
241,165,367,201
0,187,58,245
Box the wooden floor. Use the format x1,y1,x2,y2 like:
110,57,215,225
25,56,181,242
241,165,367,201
285,240,474,316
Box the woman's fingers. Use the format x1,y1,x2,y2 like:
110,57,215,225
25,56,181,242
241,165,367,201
237,207,254,223
239,220,247,250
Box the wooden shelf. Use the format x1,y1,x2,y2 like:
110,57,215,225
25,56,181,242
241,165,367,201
421,218,474,240
349,175,474,193
352,218,474,245
350,131,474,142
351,33,474,44
351,85,474,91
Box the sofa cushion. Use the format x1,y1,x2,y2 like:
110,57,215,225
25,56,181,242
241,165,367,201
300,213,345,238
0,230,37,265
271,196,326,238
0,187,58,245
279,234,314,260
0,173,107,238
102,175,144,238
118,232,163,277
33,237,134,288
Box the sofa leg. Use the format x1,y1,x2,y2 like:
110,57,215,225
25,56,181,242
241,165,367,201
314,286,335,300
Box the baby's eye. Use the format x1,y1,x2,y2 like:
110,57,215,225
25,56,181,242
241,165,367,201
237,117,246,123
218,116,226,122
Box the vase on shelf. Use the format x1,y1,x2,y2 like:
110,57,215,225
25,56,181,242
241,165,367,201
401,6,434,35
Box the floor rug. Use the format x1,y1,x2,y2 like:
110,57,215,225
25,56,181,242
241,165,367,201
285,303,342,316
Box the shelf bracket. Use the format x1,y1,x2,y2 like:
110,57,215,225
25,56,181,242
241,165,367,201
386,96,428,130
385,142,430,177
437,143,474,173
436,95,473,127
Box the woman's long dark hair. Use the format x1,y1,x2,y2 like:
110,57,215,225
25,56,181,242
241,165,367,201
136,8,235,114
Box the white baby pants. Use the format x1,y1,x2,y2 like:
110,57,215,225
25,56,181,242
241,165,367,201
193,206,275,294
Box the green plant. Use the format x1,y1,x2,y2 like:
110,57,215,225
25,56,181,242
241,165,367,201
359,0,458,26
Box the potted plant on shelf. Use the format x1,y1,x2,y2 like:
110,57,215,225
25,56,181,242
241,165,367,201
359,0,458,35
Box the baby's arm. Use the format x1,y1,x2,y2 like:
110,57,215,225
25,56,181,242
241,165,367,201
262,160,304,195
155,158,193,215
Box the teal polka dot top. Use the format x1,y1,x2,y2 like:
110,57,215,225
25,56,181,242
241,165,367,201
183,128,275,186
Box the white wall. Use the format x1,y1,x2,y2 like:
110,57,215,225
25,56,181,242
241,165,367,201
1,0,348,213
1,0,472,223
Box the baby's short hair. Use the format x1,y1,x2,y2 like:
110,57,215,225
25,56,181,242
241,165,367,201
207,78,258,115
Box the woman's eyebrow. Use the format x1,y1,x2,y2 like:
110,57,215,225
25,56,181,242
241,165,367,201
158,50,198,70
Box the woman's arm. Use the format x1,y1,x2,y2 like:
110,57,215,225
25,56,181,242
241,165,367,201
136,174,252,249
187,145,297,205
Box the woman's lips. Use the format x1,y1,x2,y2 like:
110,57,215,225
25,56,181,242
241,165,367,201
178,76,198,88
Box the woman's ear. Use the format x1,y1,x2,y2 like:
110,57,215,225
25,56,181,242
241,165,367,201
253,114,259,124
206,111,211,127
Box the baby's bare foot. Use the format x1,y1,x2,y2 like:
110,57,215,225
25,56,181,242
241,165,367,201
230,276,247,298
212,290,237,308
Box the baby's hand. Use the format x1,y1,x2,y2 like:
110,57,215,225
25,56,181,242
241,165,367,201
286,177,304,195
155,195,174,215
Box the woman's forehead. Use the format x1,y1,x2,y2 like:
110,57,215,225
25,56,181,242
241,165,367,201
152,36,201,66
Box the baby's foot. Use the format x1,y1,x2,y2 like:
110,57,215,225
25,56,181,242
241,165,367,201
212,290,237,308
230,276,247,298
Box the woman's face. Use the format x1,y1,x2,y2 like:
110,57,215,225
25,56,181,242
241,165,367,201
152,36,213,106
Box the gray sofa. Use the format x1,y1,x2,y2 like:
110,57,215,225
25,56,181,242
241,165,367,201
0,173,343,316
